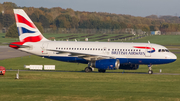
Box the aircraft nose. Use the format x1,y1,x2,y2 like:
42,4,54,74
166,53,177,60
171,53,177,60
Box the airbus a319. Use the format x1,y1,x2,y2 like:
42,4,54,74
9,9,177,74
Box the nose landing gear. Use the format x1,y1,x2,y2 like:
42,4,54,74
148,64,153,74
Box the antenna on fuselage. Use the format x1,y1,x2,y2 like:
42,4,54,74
148,41,150,44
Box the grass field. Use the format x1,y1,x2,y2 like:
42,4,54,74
122,35,180,45
1,71,180,101
1,34,180,101
0,33,133,45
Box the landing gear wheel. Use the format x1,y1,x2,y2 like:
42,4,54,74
148,70,153,74
84,67,92,72
98,69,106,73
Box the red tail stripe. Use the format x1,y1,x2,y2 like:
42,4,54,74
22,35,43,42
15,14,36,28
134,46,155,50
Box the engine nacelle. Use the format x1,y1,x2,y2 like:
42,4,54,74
89,59,120,70
119,64,139,70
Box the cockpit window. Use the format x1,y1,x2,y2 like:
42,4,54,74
158,49,169,52
165,49,169,52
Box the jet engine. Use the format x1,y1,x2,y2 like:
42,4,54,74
89,59,120,70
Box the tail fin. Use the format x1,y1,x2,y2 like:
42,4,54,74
13,9,49,42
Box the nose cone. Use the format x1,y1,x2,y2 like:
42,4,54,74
169,53,177,63
172,54,177,60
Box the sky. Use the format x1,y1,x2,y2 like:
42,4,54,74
1,0,180,17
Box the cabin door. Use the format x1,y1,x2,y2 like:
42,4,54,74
145,45,151,57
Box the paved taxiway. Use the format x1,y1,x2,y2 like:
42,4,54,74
0,46,30,60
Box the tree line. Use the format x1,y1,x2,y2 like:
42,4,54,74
1,2,180,36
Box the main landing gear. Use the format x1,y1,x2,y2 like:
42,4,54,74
148,64,153,74
84,67,106,73
84,67,92,72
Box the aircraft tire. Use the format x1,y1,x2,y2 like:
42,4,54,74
148,70,153,74
85,67,92,72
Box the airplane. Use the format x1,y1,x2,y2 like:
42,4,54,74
9,9,177,74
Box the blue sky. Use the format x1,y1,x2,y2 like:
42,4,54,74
1,0,180,17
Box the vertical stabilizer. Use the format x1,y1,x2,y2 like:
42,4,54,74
13,9,49,42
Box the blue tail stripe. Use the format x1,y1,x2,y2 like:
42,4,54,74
22,27,35,34
17,27,35,35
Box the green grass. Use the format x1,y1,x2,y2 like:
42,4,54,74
0,33,134,44
2,32,180,45
123,35,180,45
1,34,180,100
0,33,18,45
0,71,180,101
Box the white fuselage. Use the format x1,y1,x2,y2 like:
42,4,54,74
19,41,177,65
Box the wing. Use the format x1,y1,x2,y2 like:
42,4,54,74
47,49,116,61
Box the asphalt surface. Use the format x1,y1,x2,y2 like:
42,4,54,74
0,46,30,60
